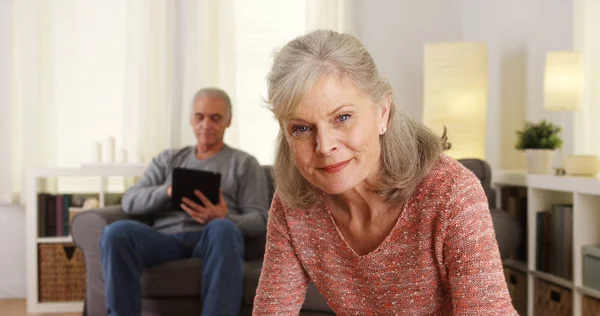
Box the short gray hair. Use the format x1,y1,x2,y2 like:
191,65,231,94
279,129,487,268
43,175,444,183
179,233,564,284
191,87,232,117
267,30,446,209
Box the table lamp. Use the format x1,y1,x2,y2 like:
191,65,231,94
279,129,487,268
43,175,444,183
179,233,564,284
544,51,599,176
423,42,488,160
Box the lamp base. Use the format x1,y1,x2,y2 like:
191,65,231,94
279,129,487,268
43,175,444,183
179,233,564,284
554,168,566,176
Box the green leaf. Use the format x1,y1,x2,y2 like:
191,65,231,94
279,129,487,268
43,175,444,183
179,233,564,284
514,119,563,150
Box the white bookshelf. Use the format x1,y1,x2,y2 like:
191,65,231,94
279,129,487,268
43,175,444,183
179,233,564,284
25,165,146,314
494,170,600,316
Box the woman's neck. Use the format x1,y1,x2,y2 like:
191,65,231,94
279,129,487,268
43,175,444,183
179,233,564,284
327,187,391,223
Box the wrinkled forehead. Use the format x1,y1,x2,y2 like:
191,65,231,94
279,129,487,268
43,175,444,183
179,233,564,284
283,75,368,123
192,95,228,116
276,72,339,115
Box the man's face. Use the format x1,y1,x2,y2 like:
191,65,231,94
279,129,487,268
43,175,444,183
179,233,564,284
190,95,231,147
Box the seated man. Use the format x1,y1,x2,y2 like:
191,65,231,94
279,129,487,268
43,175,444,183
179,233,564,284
99,88,269,316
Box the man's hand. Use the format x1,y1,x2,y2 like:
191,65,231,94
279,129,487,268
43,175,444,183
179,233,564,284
181,189,227,224
167,186,172,197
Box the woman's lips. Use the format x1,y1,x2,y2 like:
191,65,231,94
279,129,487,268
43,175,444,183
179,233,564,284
320,159,351,174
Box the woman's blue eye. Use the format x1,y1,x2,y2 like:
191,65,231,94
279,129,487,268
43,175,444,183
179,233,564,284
338,114,351,122
291,125,310,136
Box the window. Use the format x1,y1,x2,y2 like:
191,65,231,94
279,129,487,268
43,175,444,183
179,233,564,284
233,0,308,165
6,0,345,201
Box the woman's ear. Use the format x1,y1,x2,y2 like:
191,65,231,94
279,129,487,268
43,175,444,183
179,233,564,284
378,95,391,133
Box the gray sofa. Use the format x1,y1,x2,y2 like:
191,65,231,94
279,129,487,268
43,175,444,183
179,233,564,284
72,159,520,316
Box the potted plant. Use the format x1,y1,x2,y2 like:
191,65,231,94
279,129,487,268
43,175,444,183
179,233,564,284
515,120,563,174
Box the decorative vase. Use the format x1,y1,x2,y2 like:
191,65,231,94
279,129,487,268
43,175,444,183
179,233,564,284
564,155,600,177
525,149,555,174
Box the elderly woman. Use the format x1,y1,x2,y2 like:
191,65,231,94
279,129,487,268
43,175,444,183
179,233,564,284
253,30,516,315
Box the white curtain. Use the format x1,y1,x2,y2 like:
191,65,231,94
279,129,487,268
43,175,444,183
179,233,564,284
0,0,13,204
10,0,57,203
307,0,354,34
122,0,240,158
177,0,238,148
122,0,178,163
4,0,354,203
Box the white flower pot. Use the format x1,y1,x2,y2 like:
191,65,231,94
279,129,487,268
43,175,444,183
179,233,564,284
525,149,555,174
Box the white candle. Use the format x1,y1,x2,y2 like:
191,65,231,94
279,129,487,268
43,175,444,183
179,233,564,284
91,142,102,163
104,137,115,163
119,148,128,163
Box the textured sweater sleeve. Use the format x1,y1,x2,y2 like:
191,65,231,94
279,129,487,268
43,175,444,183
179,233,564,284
121,150,171,215
227,156,269,238
444,174,518,315
253,194,309,315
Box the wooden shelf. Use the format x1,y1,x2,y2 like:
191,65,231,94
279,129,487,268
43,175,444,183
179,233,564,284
26,167,146,314
531,270,574,290
493,170,527,187
36,236,73,244
503,259,528,273
494,170,600,195
32,301,83,314
494,170,600,316
28,165,146,178
577,286,600,300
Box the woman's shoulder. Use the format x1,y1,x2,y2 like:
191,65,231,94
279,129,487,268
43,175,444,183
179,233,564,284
414,155,482,200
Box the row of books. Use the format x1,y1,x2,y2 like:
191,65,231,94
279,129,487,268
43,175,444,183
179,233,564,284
37,193,86,237
37,192,125,237
536,203,573,280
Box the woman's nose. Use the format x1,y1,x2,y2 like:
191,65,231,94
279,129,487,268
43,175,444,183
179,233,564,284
315,129,339,156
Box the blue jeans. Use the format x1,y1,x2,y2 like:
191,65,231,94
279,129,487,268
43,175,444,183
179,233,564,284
99,218,244,316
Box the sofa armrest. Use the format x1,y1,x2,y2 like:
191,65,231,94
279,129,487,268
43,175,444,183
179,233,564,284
71,206,152,316
72,206,123,249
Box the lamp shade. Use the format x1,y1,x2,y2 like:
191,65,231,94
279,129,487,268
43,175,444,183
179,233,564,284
423,42,488,160
544,51,584,111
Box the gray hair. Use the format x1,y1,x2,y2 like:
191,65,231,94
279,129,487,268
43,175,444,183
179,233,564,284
191,87,232,118
267,30,446,209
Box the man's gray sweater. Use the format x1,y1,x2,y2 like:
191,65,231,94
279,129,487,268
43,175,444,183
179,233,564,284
121,145,269,238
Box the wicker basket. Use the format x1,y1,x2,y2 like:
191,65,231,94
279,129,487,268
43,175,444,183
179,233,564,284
533,278,572,316
504,267,527,315
583,295,600,316
38,243,86,302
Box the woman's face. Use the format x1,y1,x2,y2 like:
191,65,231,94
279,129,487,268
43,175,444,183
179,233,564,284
284,75,390,195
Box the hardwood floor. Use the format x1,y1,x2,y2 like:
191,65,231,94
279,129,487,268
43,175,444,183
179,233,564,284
0,299,81,316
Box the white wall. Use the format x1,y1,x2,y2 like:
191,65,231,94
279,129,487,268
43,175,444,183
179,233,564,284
0,205,26,298
0,0,24,298
0,0,12,204
351,0,463,121
524,0,576,158
354,0,576,170
460,0,530,170
462,0,575,170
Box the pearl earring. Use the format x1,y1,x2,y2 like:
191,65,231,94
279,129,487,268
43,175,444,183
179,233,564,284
381,127,387,135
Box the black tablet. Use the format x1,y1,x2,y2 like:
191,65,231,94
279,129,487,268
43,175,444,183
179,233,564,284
171,167,221,211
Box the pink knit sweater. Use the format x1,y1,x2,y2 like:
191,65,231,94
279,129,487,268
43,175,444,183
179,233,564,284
253,156,517,315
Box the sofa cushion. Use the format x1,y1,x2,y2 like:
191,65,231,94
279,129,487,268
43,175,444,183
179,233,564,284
243,260,263,305
142,258,203,298
245,235,266,261
142,259,268,300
